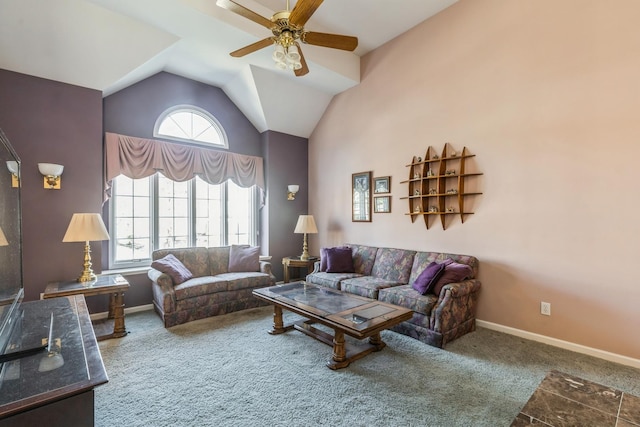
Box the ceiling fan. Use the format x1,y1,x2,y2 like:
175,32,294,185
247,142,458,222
216,0,358,76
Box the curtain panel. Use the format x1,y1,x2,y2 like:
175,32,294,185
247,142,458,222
104,132,265,202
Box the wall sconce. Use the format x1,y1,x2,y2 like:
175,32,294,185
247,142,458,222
287,185,299,201
38,163,64,189
6,161,19,188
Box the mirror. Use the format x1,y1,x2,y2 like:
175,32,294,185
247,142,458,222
352,171,372,222
0,128,23,359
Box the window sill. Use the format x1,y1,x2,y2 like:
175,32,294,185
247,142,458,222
102,266,151,276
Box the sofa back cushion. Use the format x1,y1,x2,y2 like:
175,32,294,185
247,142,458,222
409,251,479,286
228,245,260,272
370,248,416,284
152,247,210,278
346,244,378,275
208,246,230,275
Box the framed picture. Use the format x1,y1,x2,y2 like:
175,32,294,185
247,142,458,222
374,176,391,194
352,171,372,222
374,196,391,213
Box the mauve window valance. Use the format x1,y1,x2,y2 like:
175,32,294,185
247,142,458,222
104,132,265,202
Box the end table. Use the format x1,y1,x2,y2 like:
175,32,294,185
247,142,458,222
43,273,130,341
282,256,318,283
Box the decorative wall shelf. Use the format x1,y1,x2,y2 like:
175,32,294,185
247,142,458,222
400,143,482,230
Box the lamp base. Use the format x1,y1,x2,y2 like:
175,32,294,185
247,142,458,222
300,233,310,260
76,241,97,283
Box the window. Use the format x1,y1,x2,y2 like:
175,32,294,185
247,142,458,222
110,174,257,268
153,105,228,149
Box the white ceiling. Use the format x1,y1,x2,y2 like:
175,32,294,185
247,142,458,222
0,0,457,138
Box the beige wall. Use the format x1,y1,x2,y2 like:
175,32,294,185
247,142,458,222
309,0,640,359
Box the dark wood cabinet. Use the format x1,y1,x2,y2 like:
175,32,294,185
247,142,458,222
0,296,107,426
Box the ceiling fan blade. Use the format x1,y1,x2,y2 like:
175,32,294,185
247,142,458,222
294,42,309,77
302,31,358,51
230,37,274,57
216,0,273,29
288,0,323,28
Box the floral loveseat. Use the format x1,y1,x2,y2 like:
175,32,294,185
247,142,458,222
305,244,480,348
148,246,276,327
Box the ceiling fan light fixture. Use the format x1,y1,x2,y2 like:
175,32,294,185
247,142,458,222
286,45,300,62
272,44,286,62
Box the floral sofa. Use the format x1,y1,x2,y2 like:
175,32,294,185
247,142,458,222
148,246,276,327
305,244,480,348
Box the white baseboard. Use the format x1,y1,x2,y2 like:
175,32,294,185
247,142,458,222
90,304,154,321
476,320,640,370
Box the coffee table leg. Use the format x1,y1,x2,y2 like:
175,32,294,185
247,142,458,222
368,332,386,351
111,292,127,338
327,330,350,370
268,305,286,335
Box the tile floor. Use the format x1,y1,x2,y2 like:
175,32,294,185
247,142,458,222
512,370,640,426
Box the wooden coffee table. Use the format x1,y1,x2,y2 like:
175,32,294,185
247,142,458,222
253,281,413,369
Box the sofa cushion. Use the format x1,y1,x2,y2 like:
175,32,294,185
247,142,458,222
378,285,439,316
432,262,474,295
216,272,274,291
409,252,479,286
208,246,230,275
173,276,229,301
341,276,404,300
325,247,355,273
305,272,362,290
228,245,260,272
347,244,379,275
412,261,446,295
370,248,416,284
151,254,193,285
153,247,210,278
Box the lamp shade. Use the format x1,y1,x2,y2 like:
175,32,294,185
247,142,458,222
6,161,18,175
0,226,8,247
38,163,64,176
294,215,318,234
62,213,110,242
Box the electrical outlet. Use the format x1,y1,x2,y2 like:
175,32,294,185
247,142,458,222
541,301,551,316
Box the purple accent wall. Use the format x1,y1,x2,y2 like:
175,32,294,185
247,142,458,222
0,68,310,313
0,69,103,302
261,131,309,281
103,72,262,156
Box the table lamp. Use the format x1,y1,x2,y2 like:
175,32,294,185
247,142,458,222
294,215,318,261
62,213,110,282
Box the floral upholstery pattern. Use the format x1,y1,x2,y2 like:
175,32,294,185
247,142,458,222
341,276,403,299
153,247,210,278
305,244,481,348
149,247,276,327
370,248,416,283
348,244,378,275
304,271,362,290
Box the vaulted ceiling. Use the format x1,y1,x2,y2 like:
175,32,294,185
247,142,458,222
0,0,457,137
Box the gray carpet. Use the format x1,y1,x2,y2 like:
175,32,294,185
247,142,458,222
95,308,640,427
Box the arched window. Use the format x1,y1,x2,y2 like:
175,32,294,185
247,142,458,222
153,105,228,149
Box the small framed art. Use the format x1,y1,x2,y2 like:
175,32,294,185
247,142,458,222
373,176,390,194
374,196,391,213
352,171,372,222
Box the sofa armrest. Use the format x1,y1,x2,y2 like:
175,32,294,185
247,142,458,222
260,261,276,282
430,279,481,334
311,260,321,274
148,268,174,289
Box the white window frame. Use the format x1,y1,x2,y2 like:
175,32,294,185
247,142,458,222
153,105,229,149
108,174,259,270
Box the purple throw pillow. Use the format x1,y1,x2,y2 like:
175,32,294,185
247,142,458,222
412,262,446,295
326,247,354,273
228,245,260,272
151,254,193,285
320,246,349,272
431,262,473,296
